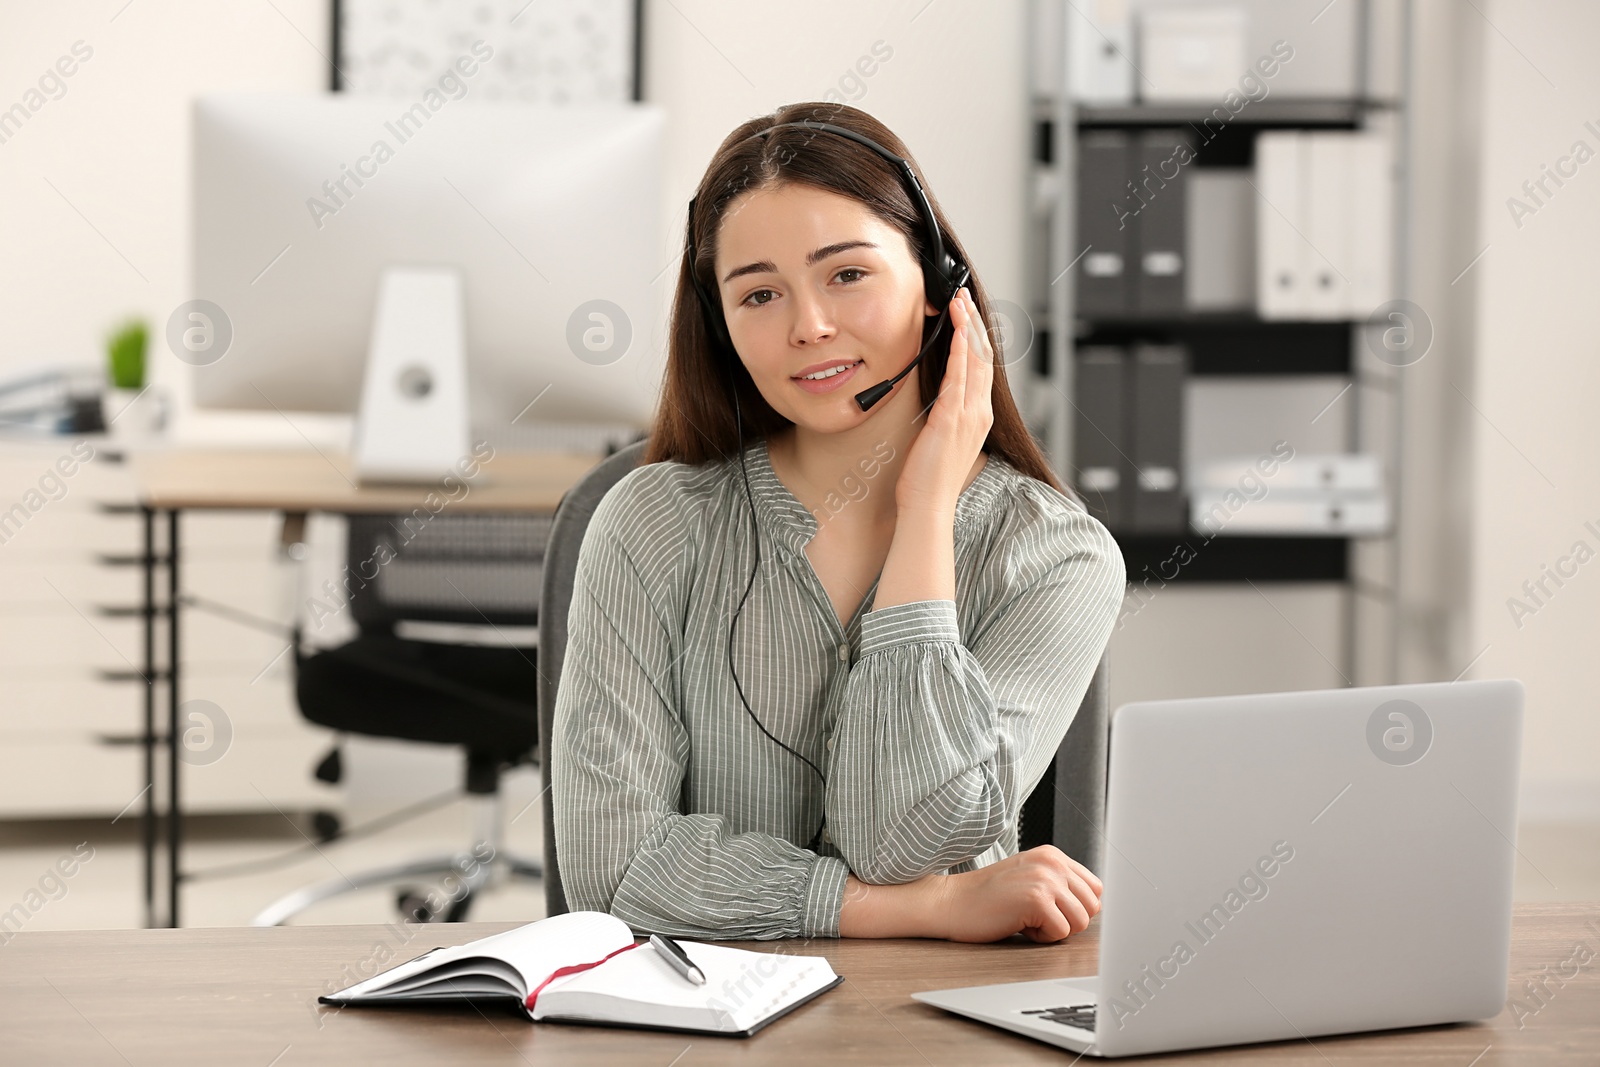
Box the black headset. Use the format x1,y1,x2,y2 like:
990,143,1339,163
683,120,972,853
686,120,972,413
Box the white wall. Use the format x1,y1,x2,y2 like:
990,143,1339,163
0,0,1030,419
0,0,329,395
639,0,1030,365
1467,0,1600,819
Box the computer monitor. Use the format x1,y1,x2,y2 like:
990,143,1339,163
189,93,664,442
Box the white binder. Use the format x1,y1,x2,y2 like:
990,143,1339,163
1255,131,1304,319
1069,0,1136,103
1256,132,1394,320
1304,133,1350,319
1192,453,1384,494
1191,488,1390,536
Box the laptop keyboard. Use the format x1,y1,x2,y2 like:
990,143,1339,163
1021,1004,1096,1031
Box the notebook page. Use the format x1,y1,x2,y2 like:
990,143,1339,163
478,911,635,993
381,957,524,998
535,940,836,1032
325,911,635,1001
329,944,477,1000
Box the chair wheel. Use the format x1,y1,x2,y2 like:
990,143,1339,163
444,891,474,923
397,889,436,923
311,810,342,842
396,885,474,923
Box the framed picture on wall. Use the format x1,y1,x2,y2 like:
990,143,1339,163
331,0,643,102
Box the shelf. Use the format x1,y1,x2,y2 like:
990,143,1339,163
1075,99,1375,129
1077,318,1351,376
1117,534,1349,584
1078,310,1362,327
1031,2,1413,683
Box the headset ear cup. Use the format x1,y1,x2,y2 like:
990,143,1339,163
927,259,955,307
949,259,970,303
934,256,968,306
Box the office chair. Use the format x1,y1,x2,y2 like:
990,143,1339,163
536,441,1112,918
252,512,548,926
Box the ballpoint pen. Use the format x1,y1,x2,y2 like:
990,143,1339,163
648,933,707,986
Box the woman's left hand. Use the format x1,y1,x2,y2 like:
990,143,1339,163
894,286,995,517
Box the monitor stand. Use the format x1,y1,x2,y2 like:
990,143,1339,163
352,266,472,485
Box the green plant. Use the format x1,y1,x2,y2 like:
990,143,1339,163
106,318,147,390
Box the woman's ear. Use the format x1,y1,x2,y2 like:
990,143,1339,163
924,295,940,317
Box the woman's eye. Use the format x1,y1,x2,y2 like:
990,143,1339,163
738,270,865,308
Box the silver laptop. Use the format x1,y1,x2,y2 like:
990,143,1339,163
912,679,1524,1058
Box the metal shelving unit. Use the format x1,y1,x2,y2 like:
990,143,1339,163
1024,0,1413,686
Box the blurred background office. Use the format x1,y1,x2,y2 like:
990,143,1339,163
0,0,1594,932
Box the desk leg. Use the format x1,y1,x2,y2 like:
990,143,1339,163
141,506,155,930
167,510,182,928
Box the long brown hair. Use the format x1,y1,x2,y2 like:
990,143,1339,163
642,101,1066,496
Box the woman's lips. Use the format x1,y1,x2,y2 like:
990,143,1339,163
791,359,865,394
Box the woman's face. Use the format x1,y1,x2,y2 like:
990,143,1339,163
713,183,938,433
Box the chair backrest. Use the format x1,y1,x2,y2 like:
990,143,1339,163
537,441,1111,916
343,512,552,630
1018,656,1109,875
538,442,650,916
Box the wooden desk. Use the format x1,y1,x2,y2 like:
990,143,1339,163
1,904,1595,1065
127,447,604,928
132,447,600,513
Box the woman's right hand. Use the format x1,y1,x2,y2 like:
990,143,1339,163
935,845,1103,943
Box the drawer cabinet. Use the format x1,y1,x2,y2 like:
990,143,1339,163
0,440,338,818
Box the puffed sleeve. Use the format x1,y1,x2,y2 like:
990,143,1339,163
824,487,1125,884
552,470,850,939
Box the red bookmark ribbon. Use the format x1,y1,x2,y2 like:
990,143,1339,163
525,940,644,1013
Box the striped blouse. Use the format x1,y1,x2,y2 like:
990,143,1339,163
550,436,1126,940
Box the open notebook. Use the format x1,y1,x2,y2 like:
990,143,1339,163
319,911,842,1037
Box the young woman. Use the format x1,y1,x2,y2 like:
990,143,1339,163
551,103,1125,943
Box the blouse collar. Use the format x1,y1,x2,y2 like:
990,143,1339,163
734,436,1011,555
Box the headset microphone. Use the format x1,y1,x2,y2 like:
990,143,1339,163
851,259,971,412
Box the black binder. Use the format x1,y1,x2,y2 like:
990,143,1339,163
1072,346,1127,530
1135,129,1192,314
1076,131,1134,316
1128,344,1187,533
